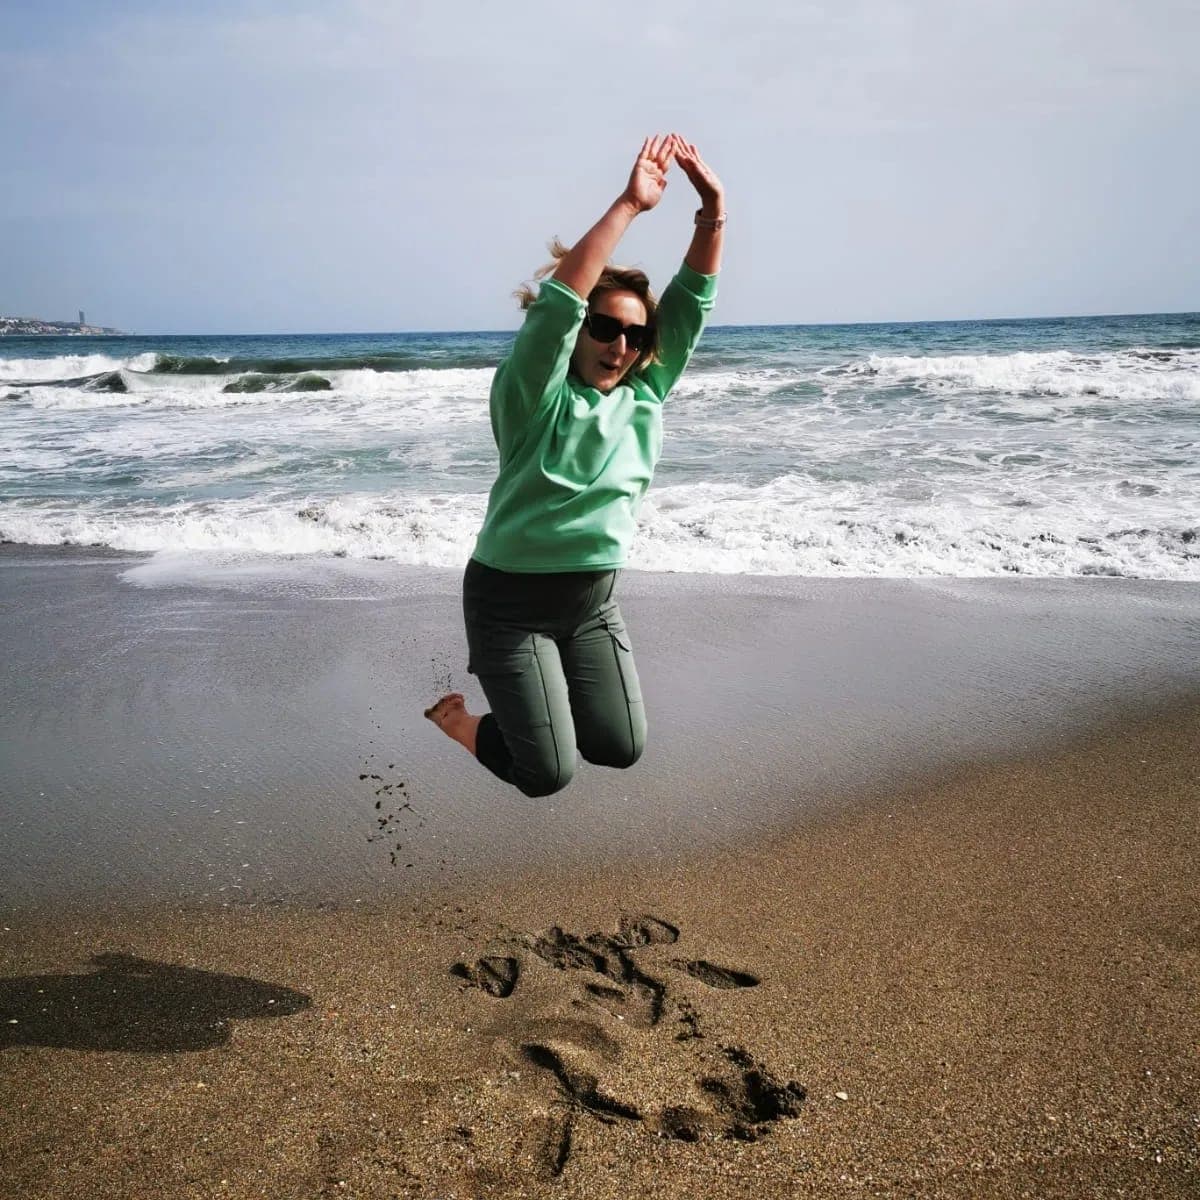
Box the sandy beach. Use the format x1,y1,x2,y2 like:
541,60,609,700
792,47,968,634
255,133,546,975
2,548,1198,1196
6,3,1199,1193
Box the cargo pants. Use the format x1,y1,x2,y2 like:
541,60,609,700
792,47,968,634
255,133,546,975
462,557,646,796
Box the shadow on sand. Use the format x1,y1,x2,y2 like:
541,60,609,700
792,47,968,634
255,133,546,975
0,952,311,1052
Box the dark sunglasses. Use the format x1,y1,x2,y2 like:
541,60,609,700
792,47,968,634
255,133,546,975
584,311,651,352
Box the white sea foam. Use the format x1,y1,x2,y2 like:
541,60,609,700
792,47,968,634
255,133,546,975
330,366,492,397
3,478,1197,580
0,352,159,382
858,348,1200,404
23,386,152,411
631,478,1198,578
668,369,796,400
14,365,495,414
0,494,489,564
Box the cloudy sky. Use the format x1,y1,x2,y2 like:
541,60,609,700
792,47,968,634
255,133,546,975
4,1,1197,333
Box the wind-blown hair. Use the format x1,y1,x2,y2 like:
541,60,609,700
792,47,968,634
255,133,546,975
514,238,661,372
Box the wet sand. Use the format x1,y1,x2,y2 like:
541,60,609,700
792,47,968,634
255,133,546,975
1,548,1199,1195
3,546,1200,910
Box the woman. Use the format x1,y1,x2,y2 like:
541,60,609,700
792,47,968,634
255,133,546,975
426,133,725,796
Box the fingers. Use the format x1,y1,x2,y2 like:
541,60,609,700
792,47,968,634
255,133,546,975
671,136,720,191
642,132,705,166
640,133,677,170
671,134,702,164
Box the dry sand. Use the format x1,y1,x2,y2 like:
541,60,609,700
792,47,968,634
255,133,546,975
3,701,1197,1198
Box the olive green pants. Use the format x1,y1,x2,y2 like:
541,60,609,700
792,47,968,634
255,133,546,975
463,558,646,796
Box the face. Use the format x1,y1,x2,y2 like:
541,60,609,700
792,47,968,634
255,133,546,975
571,289,649,393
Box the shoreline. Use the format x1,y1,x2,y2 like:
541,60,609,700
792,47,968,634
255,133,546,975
5,687,1199,928
3,545,1200,914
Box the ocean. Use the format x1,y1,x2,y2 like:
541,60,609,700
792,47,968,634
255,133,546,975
2,312,1198,579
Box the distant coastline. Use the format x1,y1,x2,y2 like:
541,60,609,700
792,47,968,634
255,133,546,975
1,316,124,336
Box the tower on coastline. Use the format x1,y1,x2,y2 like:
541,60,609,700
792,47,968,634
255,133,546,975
79,310,86,327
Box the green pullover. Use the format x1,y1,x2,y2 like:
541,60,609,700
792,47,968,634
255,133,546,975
471,263,718,572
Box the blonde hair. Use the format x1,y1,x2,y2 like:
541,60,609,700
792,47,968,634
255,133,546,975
514,238,661,372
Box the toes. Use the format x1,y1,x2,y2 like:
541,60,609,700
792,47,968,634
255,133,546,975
424,693,466,723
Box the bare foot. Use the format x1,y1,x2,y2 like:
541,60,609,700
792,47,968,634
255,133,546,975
424,692,464,724
424,693,480,755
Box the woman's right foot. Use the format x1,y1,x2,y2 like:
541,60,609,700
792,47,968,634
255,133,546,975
424,692,464,725
424,693,480,754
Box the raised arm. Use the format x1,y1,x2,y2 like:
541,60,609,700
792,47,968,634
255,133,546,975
639,137,724,401
552,135,675,299
674,137,725,276
490,137,677,453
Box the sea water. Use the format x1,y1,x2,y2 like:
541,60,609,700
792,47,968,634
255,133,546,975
2,312,1197,578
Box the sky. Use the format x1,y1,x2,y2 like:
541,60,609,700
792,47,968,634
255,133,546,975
3,0,1197,333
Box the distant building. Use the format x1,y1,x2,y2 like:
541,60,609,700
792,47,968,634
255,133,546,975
0,314,124,335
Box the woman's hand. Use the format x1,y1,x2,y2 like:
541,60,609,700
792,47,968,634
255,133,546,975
673,137,725,214
621,135,675,214
674,136,725,275
550,136,678,303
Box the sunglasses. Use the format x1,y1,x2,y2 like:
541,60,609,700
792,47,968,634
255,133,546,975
584,311,651,352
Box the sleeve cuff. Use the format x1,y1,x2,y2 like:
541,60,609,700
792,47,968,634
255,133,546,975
673,262,719,301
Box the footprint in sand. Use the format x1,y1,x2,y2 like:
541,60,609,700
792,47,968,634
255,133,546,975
670,959,760,989
449,955,519,998
448,914,804,1176
523,923,668,1028
698,1045,807,1141
519,1042,642,1180
614,914,680,946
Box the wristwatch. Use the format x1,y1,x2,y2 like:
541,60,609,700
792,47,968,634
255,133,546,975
694,209,727,230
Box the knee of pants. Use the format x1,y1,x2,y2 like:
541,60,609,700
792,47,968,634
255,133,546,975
579,724,646,771
514,755,576,798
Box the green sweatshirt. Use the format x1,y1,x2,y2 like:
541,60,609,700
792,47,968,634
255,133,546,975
471,263,718,573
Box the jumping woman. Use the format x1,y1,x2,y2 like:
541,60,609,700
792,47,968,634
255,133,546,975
426,133,725,796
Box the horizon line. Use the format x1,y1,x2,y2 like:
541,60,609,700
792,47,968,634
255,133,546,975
5,307,1198,339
